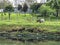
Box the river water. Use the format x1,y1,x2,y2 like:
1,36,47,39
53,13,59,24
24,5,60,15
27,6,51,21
0,38,60,45
0,31,60,45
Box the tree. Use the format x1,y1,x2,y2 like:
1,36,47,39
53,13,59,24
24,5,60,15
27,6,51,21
22,3,28,13
0,0,12,20
4,5,14,12
4,5,14,20
18,4,22,11
53,0,60,17
46,0,60,17
30,3,42,13
17,4,22,20
38,5,56,17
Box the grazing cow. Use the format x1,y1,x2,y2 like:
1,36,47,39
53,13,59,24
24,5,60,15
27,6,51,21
37,19,45,23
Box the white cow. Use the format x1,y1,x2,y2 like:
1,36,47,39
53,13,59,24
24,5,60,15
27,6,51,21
37,18,45,23
0,9,4,12
40,19,45,22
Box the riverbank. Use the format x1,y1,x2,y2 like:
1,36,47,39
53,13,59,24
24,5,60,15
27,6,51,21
0,13,60,32
0,21,60,32
0,21,60,42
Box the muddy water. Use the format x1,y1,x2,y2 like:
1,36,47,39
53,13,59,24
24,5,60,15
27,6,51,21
0,38,60,45
0,31,60,42
0,31,60,45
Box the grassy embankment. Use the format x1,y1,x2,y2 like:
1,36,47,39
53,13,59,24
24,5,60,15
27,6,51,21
0,13,60,32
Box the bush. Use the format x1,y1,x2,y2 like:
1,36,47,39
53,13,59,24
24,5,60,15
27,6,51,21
38,5,56,17
18,4,22,11
4,5,14,12
22,3,28,12
30,3,42,13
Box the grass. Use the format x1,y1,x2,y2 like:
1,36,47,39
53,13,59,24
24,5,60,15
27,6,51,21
0,13,60,32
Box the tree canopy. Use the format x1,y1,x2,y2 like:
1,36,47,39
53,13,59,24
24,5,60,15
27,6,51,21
38,5,56,17
22,3,28,12
4,5,14,12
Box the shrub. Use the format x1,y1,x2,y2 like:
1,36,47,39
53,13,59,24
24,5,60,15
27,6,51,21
38,5,56,17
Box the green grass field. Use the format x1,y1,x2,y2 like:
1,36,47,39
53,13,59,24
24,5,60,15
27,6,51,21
0,13,60,32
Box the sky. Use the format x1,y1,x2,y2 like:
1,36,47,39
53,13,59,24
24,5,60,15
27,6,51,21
9,0,47,3
37,0,41,3
8,0,46,7
9,0,41,3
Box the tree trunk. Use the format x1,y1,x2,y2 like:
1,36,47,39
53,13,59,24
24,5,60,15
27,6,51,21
9,12,11,20
1,13,3,20
56,9,59,17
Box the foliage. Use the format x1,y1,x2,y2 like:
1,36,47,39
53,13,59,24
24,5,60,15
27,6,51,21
30,3,42,13
18,4,22,11
46,0,60,17
4,5,14,12
4,5,14,20
22,3,28,12
38,5,56,17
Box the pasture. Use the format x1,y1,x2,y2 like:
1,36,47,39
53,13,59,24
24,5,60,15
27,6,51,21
0,13,60,32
